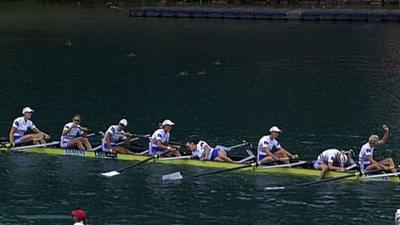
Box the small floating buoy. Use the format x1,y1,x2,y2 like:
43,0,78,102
179,70,189,76
213,59,222,66
197,70,206,75
127,52,137,58
65,40,72,47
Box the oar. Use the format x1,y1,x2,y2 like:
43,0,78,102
161,162,258,181
361,171,400,180
5,133,98,150
93,134,150,151
101,149,172,177
264,168,387,191
85,129,105,136
132,134,151,140
3,141,61,151
168,141,186,147
215,140,250,152
158,155,194,161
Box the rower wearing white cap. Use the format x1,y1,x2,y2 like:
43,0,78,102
101,119,134,154
186,136,233,162
149,119,181,157
9,107,50,146
257,125,297,164
313,149,353,178
359,124,397,174
60,114,92,150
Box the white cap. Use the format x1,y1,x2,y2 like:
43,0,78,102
162,119,175,127
269,126,282,133
22,107,34,114
339,153,348,167
119,119,128,127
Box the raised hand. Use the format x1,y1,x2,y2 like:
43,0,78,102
382,124,389,131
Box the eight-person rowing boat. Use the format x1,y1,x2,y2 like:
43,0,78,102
1,106,399,184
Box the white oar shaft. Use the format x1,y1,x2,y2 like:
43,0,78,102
257,161,307,169
227,143,247,150
216,142,247,151
236,155,255,164
158,155,193,161
362,172,400,179
92,135,149,151
8,141,60,151
345,164,357,171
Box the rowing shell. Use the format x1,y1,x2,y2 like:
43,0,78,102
1,146,399,183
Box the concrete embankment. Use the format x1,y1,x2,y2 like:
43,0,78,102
129,7,400,22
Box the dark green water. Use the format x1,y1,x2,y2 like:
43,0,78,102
1,3,400,225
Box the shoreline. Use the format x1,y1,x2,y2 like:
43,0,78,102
1,1,399,9
128,6,400,22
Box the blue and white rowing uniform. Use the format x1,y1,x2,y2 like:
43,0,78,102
192,140,210,159
257,135,281,162
313,149,339,169
12,117,37,144
101,125,126,152
359,142,373,172
60,122,83,148
149,128,170,155
207,146,222,161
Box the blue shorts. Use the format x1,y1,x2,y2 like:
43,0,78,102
150,146,165,155
208,147,221,161
313,159,323,169
13,135,23,144
257,154,267,162
102,143,117,153
359,161,371,172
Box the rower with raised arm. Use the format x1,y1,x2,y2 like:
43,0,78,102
9,107,50,146
149,119,181,157
186,136,233,162
359,124,397,174
313,149,354,178
257,126,298,164
60,114,92,150
101,119,134,154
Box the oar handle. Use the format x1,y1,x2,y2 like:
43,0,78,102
132,134,151,140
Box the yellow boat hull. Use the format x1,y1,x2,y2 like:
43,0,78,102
2,147,399,183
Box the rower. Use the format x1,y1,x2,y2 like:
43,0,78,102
71,208,88,225
313,149,354,178
9,107,50,146
60,114,92,150
359,124,397,174
101,119,135,154
257,126,298,165
186,136,233,162
149,119,181,157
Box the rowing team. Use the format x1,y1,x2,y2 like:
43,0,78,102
7,107,398,177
